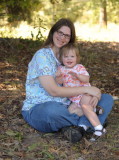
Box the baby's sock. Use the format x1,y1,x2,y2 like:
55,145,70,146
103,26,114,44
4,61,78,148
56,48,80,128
94,124,103,136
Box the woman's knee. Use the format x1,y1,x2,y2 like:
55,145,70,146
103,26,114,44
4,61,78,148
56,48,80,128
98,94,114,114
102,94,113,101
100,94,114,106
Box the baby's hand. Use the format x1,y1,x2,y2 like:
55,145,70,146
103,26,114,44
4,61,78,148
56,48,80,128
68,71,78,79
56,70,61,77
55,71,63,85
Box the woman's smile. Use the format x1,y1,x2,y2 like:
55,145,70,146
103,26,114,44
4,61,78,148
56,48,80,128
53,26,71,48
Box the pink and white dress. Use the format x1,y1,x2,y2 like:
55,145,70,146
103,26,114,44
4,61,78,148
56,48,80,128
58,64,91,107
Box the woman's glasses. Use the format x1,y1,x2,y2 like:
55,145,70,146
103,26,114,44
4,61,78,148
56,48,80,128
57,30,71,40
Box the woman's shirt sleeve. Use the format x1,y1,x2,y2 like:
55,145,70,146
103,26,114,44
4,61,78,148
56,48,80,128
27,48,57,81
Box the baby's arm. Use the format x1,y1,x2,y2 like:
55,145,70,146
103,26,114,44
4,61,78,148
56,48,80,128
69,71,90,83
76,74,89,83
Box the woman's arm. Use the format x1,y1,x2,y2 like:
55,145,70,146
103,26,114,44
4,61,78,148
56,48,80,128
38,75,101,99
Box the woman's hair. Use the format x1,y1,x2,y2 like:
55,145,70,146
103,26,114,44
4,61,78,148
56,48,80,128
59,43,80,65
43,18,76,47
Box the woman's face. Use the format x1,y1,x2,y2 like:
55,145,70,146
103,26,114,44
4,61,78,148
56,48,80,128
53,26,71,48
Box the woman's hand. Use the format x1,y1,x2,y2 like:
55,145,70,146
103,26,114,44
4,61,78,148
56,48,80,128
89,96,99,108
85,86,101,100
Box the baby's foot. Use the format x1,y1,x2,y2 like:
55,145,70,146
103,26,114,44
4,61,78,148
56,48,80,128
94,105,104,115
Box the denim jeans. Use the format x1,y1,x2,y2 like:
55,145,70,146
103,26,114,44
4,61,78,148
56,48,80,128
22,94,114,133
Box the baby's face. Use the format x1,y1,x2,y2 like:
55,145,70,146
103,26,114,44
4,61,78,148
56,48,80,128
62,49,77,68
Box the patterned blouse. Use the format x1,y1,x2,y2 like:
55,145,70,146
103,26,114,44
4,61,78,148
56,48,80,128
22,47,69,111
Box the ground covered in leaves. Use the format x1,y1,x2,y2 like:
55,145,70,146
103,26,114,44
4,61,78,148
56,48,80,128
0,38,119,160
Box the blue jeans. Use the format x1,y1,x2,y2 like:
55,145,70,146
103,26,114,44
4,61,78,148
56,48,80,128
22,94,114,133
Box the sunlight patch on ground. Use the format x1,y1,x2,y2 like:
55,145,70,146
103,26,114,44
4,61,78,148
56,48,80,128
75,22,119,42
0,21,48,40
0,21,119,42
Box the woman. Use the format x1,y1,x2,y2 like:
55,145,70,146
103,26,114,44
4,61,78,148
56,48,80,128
21,18,113,143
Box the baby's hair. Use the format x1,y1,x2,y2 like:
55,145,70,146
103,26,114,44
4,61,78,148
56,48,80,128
59,43,80,65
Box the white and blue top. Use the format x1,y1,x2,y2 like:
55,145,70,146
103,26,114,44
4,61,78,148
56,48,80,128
22,47,69,111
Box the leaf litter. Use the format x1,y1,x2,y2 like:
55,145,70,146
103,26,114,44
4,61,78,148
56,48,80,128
0,38,119,160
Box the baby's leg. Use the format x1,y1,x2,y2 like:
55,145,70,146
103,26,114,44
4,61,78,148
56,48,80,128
81,94,104,115
80,94,108,142
68,103,84,117
80,94,101,127
80,94,93,110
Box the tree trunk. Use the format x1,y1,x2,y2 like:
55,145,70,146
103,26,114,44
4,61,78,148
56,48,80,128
99,0,107,28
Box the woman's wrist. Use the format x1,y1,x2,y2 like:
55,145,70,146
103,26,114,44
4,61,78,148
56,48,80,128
83,86,101,100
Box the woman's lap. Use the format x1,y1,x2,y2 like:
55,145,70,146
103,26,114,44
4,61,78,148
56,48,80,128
22,94,114,132
22,101,80,132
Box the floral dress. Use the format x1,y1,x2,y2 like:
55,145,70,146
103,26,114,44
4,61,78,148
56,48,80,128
58,64,91,107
